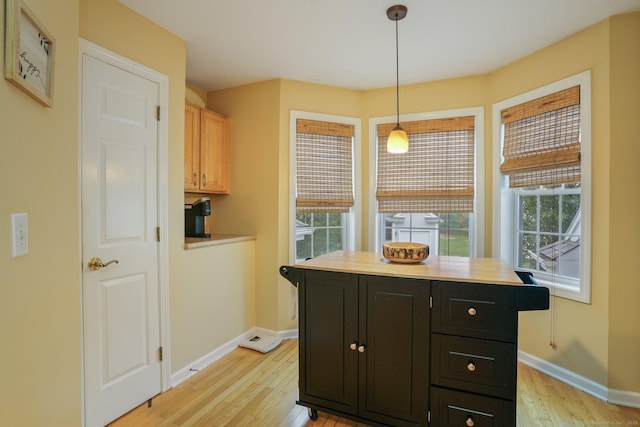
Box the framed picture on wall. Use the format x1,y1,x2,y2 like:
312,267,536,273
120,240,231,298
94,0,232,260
4,0,55,107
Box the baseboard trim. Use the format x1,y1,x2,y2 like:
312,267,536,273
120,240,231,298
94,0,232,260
608,389,640,409
519,350,640,408
518,350,608,401
170,327,299,388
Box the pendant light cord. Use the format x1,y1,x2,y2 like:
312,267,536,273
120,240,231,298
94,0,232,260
395,16,400,126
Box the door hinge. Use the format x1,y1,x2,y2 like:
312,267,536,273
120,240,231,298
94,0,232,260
156,105,161,121
159,346,163,361
156,226,160,242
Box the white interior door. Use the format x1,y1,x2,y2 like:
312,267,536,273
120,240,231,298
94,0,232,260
81,53,162,427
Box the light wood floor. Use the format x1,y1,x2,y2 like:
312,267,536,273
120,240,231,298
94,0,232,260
108,339,640,426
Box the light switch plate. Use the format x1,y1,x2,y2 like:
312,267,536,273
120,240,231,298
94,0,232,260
11,213,28,257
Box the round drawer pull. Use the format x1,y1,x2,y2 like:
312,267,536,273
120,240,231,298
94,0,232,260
467,307,477,316
350,342,358,351
467,362,476,372
358,345,366,353
466,417,475,427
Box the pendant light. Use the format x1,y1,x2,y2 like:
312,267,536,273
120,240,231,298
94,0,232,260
387,4,408,154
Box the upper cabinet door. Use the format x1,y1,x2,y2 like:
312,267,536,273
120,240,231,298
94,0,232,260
199,108,230,194
184,104,200,191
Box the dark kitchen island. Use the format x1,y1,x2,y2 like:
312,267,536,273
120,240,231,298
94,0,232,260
280,250,549,427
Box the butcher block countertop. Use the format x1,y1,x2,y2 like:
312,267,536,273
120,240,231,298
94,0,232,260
294,250,523,286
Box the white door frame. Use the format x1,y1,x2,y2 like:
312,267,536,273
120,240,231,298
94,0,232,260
78,38,171,423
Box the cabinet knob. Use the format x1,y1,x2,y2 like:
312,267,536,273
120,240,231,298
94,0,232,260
350,342,358,351
466,417,475,427
467,307,477,316
467,362,476,372
358,345,365,353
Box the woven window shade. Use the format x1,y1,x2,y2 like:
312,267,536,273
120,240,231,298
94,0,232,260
500,86,581,188
296,119,354,213
376,116,475,213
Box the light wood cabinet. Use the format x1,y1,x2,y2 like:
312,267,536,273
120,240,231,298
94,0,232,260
184,103,230,194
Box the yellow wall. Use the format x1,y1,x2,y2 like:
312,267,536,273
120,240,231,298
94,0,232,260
607,12,640,392
1,0,80,424
0,1,638,424
207,80,282,330
491,18,613,386
209,13,640,395
1,0,255,425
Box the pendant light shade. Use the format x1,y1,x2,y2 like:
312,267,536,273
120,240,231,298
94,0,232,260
387,125,409,153
386,5,408,154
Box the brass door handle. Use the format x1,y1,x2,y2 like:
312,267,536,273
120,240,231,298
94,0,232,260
88,257,119,271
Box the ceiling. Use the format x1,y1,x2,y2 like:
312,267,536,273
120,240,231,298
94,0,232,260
119,0,640,92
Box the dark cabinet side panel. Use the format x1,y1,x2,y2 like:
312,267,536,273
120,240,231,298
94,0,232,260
299,270,359,414
360,275,429,427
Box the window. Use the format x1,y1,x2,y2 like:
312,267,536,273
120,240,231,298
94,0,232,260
370,108,485,256
290,112,360,262
493,71,591,303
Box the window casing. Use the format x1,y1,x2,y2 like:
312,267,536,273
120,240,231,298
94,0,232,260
369,108,485,256
290,111,361,263
493,71,591,303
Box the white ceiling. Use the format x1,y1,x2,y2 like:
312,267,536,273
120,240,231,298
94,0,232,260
119,0,640,92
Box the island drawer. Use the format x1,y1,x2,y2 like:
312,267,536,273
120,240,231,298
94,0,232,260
430,386,515,427
431,333,516,399
431,281,518,342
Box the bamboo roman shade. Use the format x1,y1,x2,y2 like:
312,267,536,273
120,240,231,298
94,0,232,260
500,86,581,188
296,119,354,213
376,116,475,213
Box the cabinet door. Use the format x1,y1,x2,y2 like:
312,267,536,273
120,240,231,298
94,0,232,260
299,270,359,415
359,276,429,427
199,109,230,194
184,104,200,191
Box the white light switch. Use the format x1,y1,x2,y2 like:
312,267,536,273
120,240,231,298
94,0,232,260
11,213,29,257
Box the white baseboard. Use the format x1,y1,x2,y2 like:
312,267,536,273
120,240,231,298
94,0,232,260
518,350,640,408
608,389,640,409
170,327,298,388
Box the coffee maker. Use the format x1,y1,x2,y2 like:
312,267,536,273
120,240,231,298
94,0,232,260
185,197,211,238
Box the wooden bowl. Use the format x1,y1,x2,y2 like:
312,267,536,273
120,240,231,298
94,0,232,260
382,242,429,264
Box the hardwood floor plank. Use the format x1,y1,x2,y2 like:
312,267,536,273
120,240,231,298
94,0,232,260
109,339,640,427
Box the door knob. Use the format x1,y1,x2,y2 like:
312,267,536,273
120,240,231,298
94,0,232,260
88,257,119,271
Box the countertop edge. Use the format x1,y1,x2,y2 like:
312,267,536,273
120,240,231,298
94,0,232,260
184,234,256,249
292,250,524,286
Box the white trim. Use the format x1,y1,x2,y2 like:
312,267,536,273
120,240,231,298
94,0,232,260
367,107,485,257
170,327,299,388
492,70,592,303
518,350,608,401
288,111,362,264
519,350,640,408
609,389,640,409
78,38,172,416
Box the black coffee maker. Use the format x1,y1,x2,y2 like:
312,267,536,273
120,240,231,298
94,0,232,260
185,197,211,238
